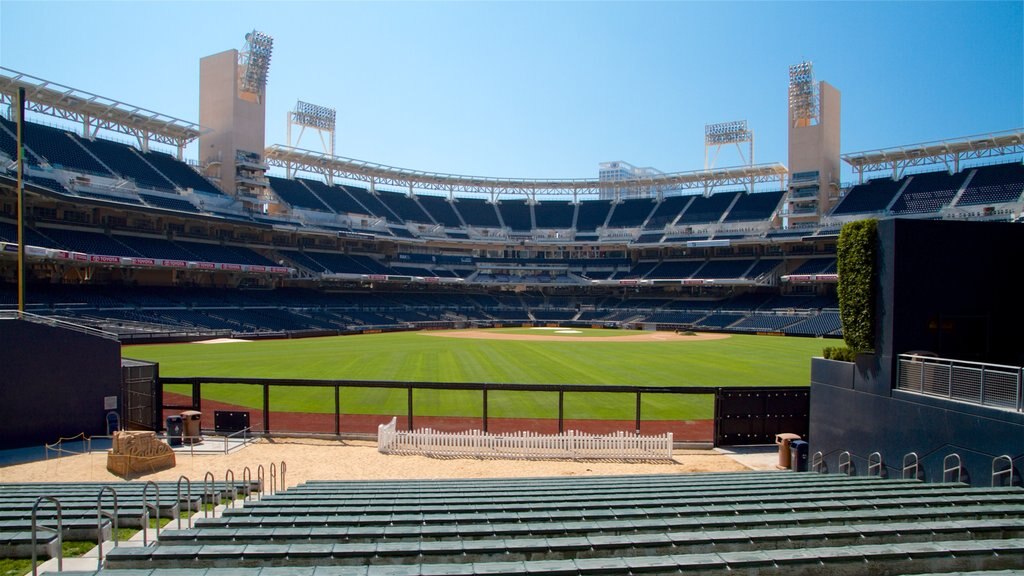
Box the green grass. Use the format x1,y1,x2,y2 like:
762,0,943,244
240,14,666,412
127,329,825,421
0,559,30,576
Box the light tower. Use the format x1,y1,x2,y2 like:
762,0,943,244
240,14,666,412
199,30,275,210
704,120,755,194
785,61,841,226
286,100,336,180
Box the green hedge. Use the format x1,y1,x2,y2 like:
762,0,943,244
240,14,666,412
836,218,878,352
822,346,859,362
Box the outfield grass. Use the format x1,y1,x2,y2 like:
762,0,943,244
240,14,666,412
126,329,826,421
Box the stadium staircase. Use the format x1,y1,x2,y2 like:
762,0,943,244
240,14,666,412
6,471,1020,575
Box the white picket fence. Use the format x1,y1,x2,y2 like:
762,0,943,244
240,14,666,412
377,417,674,461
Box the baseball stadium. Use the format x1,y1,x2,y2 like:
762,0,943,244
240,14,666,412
1,5,1023,575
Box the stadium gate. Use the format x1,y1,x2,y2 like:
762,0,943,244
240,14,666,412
121,358,161,431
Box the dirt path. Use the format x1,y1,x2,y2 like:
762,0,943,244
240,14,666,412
423,330,731,343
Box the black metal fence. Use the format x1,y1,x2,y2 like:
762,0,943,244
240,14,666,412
161,376,808,446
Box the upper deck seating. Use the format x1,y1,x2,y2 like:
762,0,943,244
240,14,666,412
533,201,575,228
454,197,501,227
497,201,533,231
723,191,784,222
606,198,656,228
890,169,968,214
268,176,332,212
678,191,739,224
832,177,904,215
574,200,611,231
418,194,464,227
378,190,433,224
956,162,1024,206
74,137,175,191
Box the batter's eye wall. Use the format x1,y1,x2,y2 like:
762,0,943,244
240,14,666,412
0,320,121,449
881,218,1024,370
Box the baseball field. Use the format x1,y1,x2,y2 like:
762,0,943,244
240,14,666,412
125,328,826,426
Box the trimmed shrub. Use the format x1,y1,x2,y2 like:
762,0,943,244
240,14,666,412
837,219,878,352
823,346,858,362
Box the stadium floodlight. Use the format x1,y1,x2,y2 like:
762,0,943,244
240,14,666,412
789,61,819,127
286,100,337,178
704,120,755,193
293,101,336,131
239,30,274,96
705,120,752,146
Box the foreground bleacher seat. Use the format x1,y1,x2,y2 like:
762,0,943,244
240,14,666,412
17,471,1016,576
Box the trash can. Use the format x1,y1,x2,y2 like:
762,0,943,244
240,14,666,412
775,433,801,469
166,415,184,447
790,440,809,472
181,410,203,445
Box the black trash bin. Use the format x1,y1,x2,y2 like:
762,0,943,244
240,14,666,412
790,440,809,472
166,415,184,447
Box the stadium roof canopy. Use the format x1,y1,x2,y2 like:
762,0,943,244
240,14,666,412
842,129,1024,182
0,67,204,158
265,144,789,201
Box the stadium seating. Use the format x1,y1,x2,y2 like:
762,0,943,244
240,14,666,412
831,177,904,215
890,170,968,214
496,200,533,231
417,194,465,227
74,137,176,191
378,190,433,224
723,190,784,222
677,191,739,224
956,162,1024,206
605,198,656,228
4,120,112,177
269,176,333,212
16,472,1019,575
532,201,575,229
455,197,501,227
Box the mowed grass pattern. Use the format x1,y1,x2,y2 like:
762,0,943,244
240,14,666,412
127,329,826,420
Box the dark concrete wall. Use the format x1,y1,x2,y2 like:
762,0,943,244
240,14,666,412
0,320,121,449
811,219,1024,486
810,357,1023,484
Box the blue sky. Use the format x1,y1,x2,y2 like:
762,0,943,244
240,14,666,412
1,1,1021,184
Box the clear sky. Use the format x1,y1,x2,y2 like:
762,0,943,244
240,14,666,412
1,1,1021,184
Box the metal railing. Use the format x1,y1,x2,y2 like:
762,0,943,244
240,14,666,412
897,354,1023,412
0,310,120,341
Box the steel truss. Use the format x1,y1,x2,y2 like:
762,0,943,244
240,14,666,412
842,130,1024,183
264,144,788,203
0,68,203,160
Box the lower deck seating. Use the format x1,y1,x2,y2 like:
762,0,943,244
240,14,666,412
33,471,1023,576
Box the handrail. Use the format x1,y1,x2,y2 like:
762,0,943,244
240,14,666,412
203,471,216,518
269,462,277,496
0,309,120,341
867,452,883,477
242,467,253,502
225,426,252,454
176,475,192,529
256,465,265,501
838,451,852,476
811,451,824,473
279,461,287,492
31,496,62,576
140,481,160,545
225,469,236,508
95,486,118,569
943,453,962,483
902,452,919,480
992,454,1014,487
